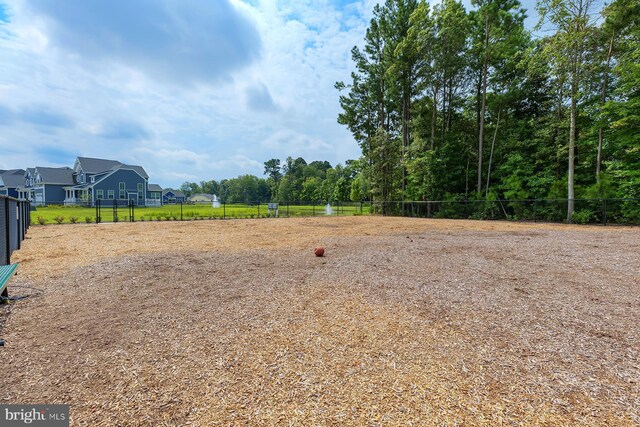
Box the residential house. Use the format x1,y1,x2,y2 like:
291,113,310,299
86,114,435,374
148,184,163,206
31,167,75,205
162,189,186,204
0,169,26,199
188,193,214,203
63,157,154,207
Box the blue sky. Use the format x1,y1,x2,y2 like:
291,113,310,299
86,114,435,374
0,0,583,187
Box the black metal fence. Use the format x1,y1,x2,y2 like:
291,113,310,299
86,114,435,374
89,200,367,222
1,196,30,295
372,198,640,225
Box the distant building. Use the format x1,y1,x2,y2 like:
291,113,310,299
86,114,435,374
162,189,186,204
188,193,214,203
0,169,26,199
31,166,75,206
16,156,160,207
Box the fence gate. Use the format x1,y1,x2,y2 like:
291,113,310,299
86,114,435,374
95,199,135,223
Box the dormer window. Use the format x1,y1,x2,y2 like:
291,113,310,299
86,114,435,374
90,176,95,183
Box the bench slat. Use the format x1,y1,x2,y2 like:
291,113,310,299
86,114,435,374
0,263,19,295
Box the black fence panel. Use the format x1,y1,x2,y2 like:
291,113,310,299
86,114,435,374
0,199,7,265
370,198,640,225
1,195,30,266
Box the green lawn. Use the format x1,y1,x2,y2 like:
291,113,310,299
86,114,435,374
30,202,369,225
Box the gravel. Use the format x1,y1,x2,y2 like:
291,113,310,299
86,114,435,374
1,217,638,426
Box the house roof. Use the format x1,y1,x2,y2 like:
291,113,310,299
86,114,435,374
77,157,122,174
189,193,214,201
148,184,163,192
0,169,26,188
162,190,185,197
26,168,35,176
35,167,75,185
120,164,149,179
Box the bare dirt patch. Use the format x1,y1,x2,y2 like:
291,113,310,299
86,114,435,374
2,217,639,426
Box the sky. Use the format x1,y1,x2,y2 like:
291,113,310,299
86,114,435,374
0,0,544,188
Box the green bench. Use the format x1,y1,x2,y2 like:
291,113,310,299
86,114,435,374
0,263,19,297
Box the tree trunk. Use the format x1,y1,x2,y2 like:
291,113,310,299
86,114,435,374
430,85,438,150
441,74,447,145
477,15,490,194
568,62,577,221
597,32,615,180
485,105,501,198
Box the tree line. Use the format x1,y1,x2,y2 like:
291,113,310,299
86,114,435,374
335,0,640,220
175,156,364,203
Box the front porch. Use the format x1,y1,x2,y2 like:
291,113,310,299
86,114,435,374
64,187,91,206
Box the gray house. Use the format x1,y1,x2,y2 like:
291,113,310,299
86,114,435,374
31,167,75,205
148,184,163,206
61,157,155,207
0,169,26,199
162,189,186,204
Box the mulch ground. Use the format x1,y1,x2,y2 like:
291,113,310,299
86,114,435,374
1,217,638,426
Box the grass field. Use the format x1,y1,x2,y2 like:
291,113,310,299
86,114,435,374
3,217,639,425
30,202,368,224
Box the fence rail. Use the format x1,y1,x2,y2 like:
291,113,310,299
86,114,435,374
28,198,640,225
371,198,640,225
1,196,30,296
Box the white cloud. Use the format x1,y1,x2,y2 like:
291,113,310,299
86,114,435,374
0,0,372,187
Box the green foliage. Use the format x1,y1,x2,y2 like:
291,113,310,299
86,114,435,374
332,0,638,223
572,209,595,224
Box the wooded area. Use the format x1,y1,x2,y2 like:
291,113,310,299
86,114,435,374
336,0,640,222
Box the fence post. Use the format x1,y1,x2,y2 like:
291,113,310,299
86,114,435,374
180,202,183,221
603,198,607,226
257,202,260,218
4,198,10,266
223,202,226,219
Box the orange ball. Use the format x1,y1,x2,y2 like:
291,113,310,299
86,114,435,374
314,247,325,257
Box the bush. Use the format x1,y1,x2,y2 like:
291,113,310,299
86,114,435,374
572,209,594,224
69,216,78,224
53,216,65,224
85,216,93,223
37,216,47,225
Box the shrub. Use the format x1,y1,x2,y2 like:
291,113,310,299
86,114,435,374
572,209,594,225
69,216,79,224
156,215,162,221
85,216,93,223
53,216,65,224
37,216,47,225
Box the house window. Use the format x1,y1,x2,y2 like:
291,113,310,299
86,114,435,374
108,190,114,199
96,190,104,199
91,176,95,183
118,182,125,199
137,183,143,191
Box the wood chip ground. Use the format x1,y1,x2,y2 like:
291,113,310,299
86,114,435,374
1,217,639,426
